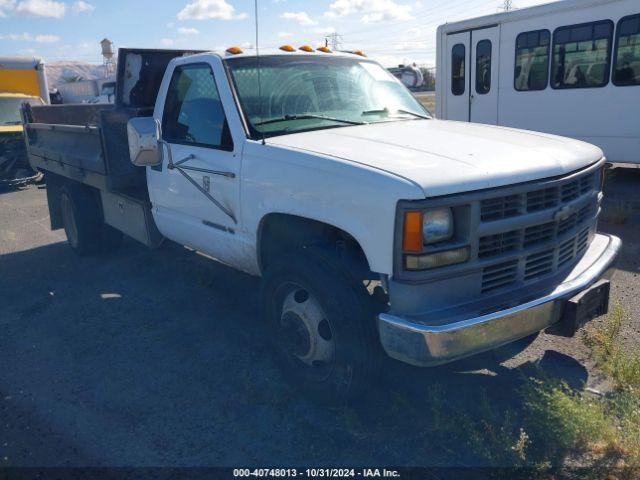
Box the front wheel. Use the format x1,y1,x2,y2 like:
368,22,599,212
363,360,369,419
261,248,380,403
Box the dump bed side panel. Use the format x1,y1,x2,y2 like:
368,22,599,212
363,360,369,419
99,108,149,190
24,104,109,179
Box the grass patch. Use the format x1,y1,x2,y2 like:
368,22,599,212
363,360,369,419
353,302,640,473
584,302,640,390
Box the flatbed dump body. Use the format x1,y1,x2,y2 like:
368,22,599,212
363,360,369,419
22,48,200,246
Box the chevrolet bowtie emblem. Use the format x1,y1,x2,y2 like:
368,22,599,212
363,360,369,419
554,204,577,222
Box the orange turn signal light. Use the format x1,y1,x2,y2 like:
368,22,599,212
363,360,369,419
280,44,296,52
299,45,314,52
403,211,423,253
226,46,243,55
317,46,332,53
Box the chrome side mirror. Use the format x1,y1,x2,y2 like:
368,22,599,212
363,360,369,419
127,117,160,167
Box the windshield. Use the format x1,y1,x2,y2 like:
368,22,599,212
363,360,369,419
225,55,430,138
0,96,43,126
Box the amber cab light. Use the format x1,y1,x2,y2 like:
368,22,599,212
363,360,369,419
403,211,423,252
299,45,314,52
317,46,332,53
226,46,243,55
279,44,296,52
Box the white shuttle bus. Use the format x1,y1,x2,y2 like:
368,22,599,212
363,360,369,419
436,0,640,164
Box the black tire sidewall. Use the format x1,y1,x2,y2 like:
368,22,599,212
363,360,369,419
261,248,379,401
60,185,103,256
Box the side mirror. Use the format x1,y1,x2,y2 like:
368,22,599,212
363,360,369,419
127,117,161,167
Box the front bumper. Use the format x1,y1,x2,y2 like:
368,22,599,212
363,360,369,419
378,233,621,367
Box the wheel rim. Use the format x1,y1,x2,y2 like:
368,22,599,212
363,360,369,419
277,283,336,379
60,194,79,248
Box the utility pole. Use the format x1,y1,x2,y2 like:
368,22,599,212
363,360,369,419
325,32,342,50
500,0,514,11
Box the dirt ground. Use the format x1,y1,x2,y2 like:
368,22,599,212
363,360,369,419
414,91,436,114
0,166,638,468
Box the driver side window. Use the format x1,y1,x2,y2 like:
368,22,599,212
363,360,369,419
162,63,233,151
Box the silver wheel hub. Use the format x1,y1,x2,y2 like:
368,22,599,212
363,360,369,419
280,288,334,367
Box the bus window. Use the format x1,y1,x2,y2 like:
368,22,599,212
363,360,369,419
514,29,550,91
551,20,613,89
451,44,465,96
476,40,491,94
613,14,640,86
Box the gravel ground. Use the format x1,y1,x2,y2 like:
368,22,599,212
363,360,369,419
0,168,638,468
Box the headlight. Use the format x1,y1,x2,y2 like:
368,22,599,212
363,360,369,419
423,207,453,244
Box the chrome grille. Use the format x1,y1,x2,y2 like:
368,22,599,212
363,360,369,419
524,222,554,246
527,187,558,212
480,203,595,260
478,230,520,258
481,226,592,293
524,248,554,280
481,260,518,293
482,171,596,221
480,194,522,222
478,167,600,294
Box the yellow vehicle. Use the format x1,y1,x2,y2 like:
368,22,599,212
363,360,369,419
0,57,49,184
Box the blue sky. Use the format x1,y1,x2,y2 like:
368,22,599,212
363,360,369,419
0,0,556,66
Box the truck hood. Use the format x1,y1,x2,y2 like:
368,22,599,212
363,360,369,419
268,119,603,197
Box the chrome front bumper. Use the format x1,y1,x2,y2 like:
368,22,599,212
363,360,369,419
378,233,621,367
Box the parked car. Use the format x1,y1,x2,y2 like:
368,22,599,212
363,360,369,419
22,47,620,400
435,0,640,165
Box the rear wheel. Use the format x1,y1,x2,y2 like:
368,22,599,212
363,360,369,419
261,248,380,403
59,184,122,256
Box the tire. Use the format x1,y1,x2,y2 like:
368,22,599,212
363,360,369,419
261,247,381,403
59,184,104,256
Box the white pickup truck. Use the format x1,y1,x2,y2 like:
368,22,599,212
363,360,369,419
23,47,620,399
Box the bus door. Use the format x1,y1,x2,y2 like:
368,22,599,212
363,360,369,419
444,26,500,124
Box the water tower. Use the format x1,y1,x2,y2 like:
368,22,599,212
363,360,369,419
100,38,115,78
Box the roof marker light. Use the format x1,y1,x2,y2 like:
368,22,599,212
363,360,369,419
317,46,332,53
353,50,367,57
279,44,296,52
226,46,243,55
299,45,314,52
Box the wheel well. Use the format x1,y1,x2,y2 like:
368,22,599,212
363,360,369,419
258,213,372,278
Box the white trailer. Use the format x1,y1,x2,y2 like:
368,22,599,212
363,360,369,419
436,0,640,164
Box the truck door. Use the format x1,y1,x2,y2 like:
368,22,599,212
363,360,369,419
150,60,242,263
470,26,500,124
444,31,470,121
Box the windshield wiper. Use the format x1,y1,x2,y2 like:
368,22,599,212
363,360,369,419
2,121,23,125
362,108,430,120
254,114,365,127
397,109,430,119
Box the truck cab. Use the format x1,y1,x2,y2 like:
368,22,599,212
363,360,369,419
23,47,620,401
